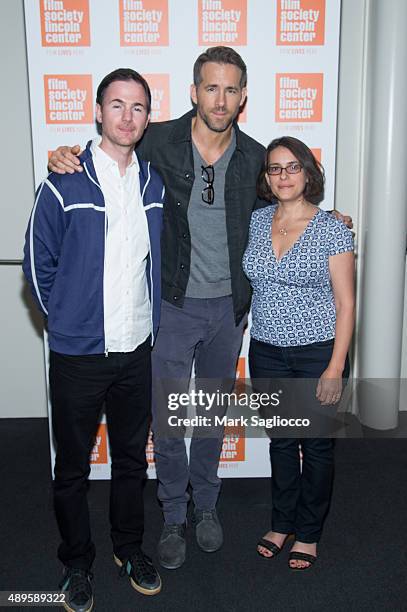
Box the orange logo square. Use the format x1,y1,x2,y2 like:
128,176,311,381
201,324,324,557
146,431,155,464
40,0,90,47
234,356,246,393
311,147,321,162
275,73,323,122
143,74,170,122
44,74,93,124
119,0,169,46
198,0,247,46
90,423,108,464
276,0,325,46
220,425,245,461
236,357,246,380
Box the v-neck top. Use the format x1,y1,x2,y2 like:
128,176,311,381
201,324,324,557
185,131,236,298
242,204,354,346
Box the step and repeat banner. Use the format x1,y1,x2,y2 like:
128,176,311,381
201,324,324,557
25,0,340,479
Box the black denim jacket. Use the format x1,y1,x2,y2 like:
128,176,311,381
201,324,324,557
137,109,266,325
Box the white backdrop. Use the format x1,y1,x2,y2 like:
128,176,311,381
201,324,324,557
25,0,340,478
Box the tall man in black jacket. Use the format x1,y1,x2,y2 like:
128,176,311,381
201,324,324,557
49,47,265,571
138,48,265,570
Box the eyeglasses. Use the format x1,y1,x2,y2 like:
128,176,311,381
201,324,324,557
201,164,215,205
266,162,303,176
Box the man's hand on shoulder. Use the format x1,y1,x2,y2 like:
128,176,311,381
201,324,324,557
331,209,353,229
48,144,83,174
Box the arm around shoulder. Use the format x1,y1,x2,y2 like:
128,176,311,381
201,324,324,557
48,144,83,174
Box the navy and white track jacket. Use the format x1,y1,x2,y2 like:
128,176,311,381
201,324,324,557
23,141,164,355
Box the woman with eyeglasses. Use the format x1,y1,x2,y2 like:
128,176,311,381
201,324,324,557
242,137,355,570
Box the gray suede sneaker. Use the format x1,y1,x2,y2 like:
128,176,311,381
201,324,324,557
157,523,186,570
193,509,223,552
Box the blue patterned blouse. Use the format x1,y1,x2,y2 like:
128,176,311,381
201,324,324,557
242,204,354,347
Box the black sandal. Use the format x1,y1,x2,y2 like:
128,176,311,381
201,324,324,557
288,551,317,571
257,538,282,558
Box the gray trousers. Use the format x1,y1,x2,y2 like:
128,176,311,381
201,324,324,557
152,296,245,524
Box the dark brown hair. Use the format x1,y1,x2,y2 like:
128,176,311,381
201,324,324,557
193,46,247,88
257,136,325,205
96,68,151,114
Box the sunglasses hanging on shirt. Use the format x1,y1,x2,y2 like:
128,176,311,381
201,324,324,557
201,164,215,205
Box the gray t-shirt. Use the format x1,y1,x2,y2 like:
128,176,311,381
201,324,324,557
186,132,236,298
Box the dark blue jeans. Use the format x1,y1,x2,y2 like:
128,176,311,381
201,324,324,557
152,297,246,524
249,338,349,542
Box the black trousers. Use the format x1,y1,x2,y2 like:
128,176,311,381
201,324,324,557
49,338,151,570
249,338,349,543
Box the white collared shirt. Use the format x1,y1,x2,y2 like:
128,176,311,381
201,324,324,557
91,137,151,353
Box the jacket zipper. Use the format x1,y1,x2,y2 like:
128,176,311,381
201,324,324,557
103,197,109,357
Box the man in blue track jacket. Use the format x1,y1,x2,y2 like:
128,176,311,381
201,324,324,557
23,69,165,611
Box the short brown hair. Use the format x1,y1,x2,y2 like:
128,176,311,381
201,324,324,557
193,46,247,88
257,136,325,205
96,68,151,114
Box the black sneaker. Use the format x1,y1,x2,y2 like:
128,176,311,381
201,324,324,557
59,567,93,612
114,550,162,596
